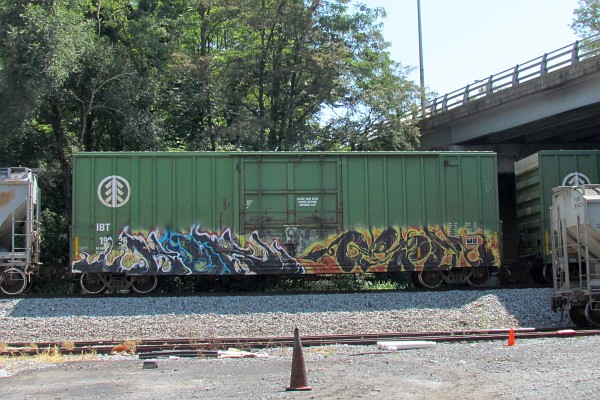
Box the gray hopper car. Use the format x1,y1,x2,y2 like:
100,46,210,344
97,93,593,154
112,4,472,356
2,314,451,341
0,167,41,295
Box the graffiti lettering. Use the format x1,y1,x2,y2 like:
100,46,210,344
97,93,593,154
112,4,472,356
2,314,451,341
73,225,499,276
298,226,499,274
74,226,303,275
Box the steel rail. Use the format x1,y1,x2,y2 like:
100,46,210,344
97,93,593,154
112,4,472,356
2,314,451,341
2,327,598,358
2,282,549,300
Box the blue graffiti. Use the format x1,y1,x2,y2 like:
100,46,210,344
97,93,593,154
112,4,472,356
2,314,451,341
73,226,303,275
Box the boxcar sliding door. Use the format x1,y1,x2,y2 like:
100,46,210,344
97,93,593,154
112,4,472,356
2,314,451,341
239,154,341,273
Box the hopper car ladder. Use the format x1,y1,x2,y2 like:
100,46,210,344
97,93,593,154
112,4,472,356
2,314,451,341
0,214,41,269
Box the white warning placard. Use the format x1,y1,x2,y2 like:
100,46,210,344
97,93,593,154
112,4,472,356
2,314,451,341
297,196,319,207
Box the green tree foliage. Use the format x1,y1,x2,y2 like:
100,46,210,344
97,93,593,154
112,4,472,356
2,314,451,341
319,3,420,150
572,0,600,38
2,0,419,156
158,0,420,151
0,0,96,222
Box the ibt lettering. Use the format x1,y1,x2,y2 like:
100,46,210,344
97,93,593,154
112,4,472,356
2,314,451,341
96,223,111,232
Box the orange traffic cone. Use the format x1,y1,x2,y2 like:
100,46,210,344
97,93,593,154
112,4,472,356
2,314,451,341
286,327,312,391
507,328,515,346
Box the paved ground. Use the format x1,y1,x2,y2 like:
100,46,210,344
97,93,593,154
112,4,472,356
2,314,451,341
1,335,599,399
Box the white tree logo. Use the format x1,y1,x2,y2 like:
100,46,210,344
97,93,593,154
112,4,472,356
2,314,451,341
97,175,131,208
562,172,591,187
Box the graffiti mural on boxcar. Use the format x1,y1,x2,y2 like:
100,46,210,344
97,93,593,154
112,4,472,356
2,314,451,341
74,225,499,275
73,226,303,275
298,226,499,274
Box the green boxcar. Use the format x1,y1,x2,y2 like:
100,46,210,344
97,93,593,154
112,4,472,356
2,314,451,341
515,150,600,269
71,152,500,277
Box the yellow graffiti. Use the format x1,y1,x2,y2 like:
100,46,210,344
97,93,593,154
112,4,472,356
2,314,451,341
298,225,499,274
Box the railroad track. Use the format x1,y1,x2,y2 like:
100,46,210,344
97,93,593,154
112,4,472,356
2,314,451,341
3,282,549,300
2,327,598,358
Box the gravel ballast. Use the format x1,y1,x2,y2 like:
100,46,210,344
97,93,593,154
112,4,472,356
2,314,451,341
1,287,598,399
0,288,568,343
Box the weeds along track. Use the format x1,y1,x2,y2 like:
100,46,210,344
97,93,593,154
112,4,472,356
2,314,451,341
2,327,599,358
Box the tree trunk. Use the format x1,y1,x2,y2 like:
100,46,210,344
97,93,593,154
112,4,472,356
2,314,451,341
49,100,72,222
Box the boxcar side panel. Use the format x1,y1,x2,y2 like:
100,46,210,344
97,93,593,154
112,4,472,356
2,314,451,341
72,152,500,276
73,153,241,275
301,153,500,274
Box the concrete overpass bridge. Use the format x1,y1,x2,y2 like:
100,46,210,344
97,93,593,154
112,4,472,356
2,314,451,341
418,34,600,173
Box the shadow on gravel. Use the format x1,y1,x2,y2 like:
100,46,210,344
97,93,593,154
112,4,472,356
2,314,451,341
2,288,556,319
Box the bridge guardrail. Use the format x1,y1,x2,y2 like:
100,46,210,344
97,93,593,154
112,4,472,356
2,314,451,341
421,34,600,119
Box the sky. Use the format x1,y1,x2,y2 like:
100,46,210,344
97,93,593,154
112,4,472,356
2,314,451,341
361,0,581,97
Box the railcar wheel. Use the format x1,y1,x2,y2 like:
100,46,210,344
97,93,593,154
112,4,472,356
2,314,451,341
80,273,107,294
418,270,443,289
467,267,489,287
411,272,423,288
131,275,158,294
0,268,28,295
585,301,600,327
530,267,547,285
569,306,590,327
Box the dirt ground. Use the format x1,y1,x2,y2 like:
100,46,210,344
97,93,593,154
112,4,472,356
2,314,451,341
1,336,599,399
